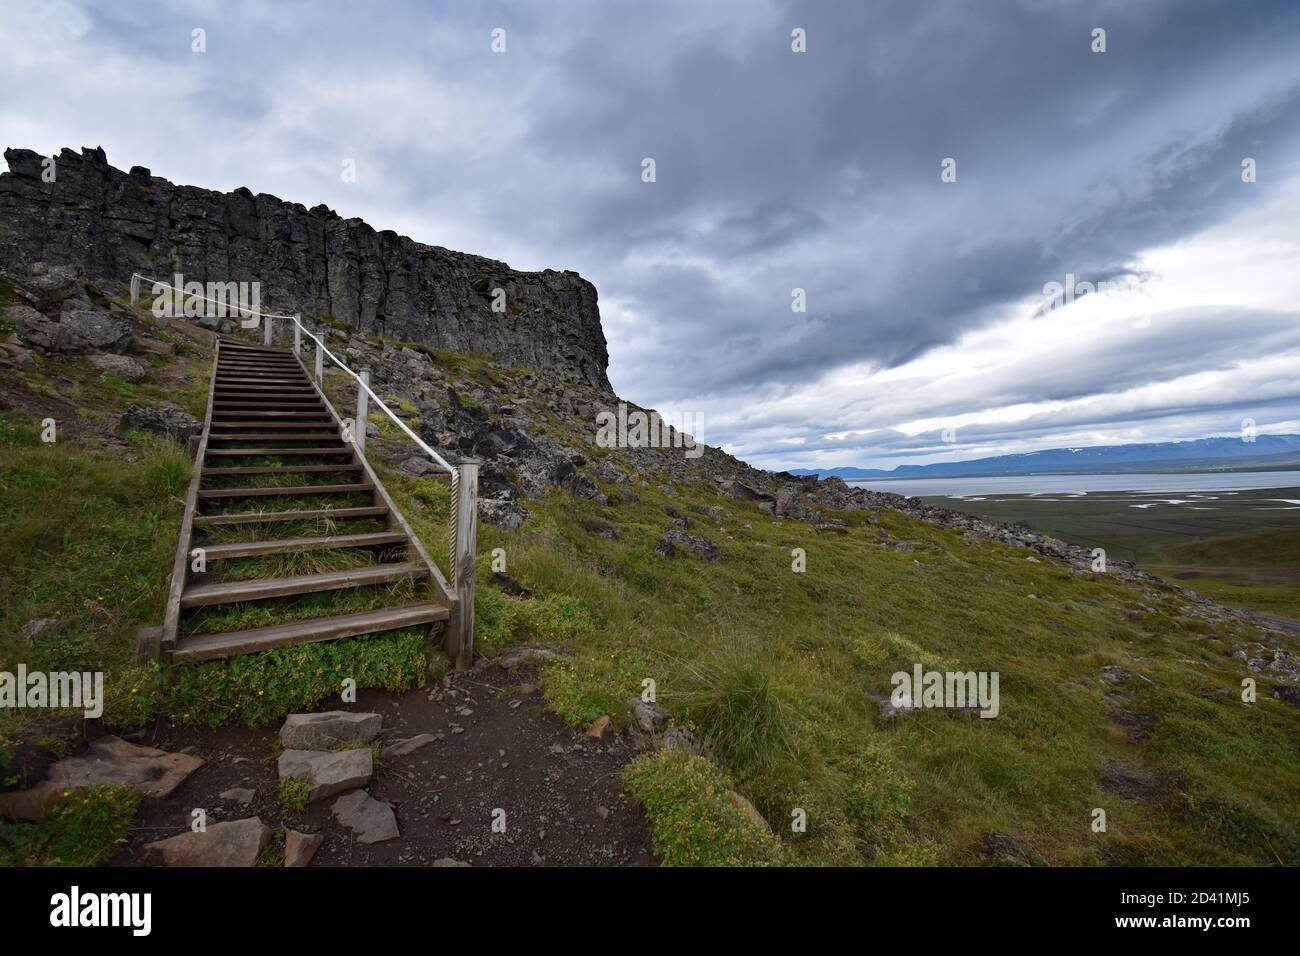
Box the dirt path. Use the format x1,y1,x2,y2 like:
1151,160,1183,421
109,664,656,866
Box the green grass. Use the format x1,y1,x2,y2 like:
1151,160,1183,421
623,749,784,866
0,417,189,740
0,786,141,866
170,627,428,727
278,776,311,812
471,473,1300,866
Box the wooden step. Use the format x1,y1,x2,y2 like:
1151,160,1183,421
210,418,332,427
205,446,352,456
201,530,406,560
198,483,372,500
218,369,302,376
211,411,332,419
201,464,361,477
215,402,321,410
218,363,298,369
193,506,389,526
208,432,341,441
214,385,314,392
173,602,449,662
219,338,289,348
181,561,427,608
215,384,315,391
215,377,310,385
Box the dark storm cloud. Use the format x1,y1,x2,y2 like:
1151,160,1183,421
8,0,1300,468
518,0,1300,399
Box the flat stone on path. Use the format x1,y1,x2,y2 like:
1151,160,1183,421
146,818,272,867
279,711,382,750
0,736,204,821
331,789,400,843
284,829,324,867
219,787,255,806
277,748,372,802
381,734,438,759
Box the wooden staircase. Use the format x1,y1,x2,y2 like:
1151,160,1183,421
145,337,455,663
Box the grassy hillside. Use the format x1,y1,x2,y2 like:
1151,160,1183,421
364,346,1300,865
3,319,1298,867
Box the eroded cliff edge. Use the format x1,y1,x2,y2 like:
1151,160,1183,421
0,146,611,390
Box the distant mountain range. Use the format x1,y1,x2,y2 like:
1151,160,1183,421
791,435,1300,481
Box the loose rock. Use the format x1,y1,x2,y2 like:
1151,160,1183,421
277,748,373,803
331,789,400,843
279,711,382,750
146,818,272,867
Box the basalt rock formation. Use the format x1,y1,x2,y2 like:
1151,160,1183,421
0,146,610,390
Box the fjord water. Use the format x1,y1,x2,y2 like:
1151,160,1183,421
847,470,1300,498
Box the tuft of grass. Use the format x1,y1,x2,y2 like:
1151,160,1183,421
278,776,312,813
622,749,784,866
668,636,801,777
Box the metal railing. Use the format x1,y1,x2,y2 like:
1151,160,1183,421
131,272,478,667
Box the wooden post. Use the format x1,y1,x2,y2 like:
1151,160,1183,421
452,460,478,671
293,315,301,356
129,274,140,307
355,369,369,453
314,334,324,383
263,313,273,346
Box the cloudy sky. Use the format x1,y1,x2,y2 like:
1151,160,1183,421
5,0,1300,470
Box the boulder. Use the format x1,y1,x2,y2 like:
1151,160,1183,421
655,530,720,562
398,455,442,477
284,829,324,867
52,302,132,352
0,736,204,821
146,818,272,867
628,695,668,733
330,789,399,843
119,402,201,444
723,479,773,502
88,352,146,382
279,710,382,750
277,748,373,803
774,485,805,518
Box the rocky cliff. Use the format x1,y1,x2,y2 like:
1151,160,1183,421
0,146,611,390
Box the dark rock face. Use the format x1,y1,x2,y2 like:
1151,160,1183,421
0,146,611,390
